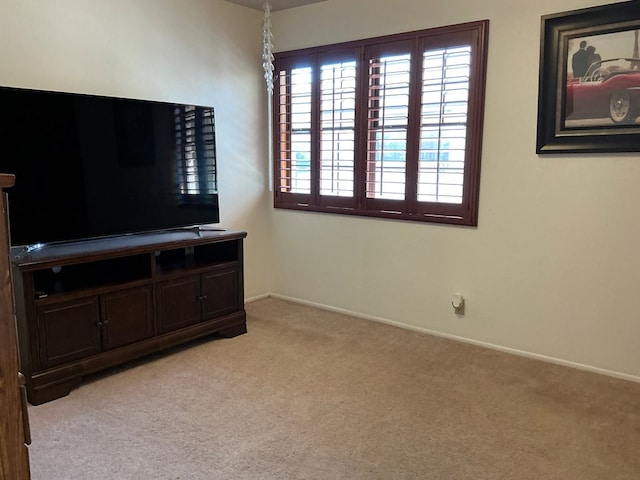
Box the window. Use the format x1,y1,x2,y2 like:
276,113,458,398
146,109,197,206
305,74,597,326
273,20,489,226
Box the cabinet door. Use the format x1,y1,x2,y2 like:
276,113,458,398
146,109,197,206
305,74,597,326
201,268,240,320
101,286,154,350
156,276,200,333
36,297,101,369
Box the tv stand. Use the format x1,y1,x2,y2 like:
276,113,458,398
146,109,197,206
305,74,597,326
10,229,247,405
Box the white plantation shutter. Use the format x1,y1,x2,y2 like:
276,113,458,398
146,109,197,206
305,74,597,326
366,53,411,201
320,60,356,198
418,46,471,204
277,66,313,195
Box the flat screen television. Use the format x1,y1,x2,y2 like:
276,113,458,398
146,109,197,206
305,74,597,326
0,86,220,248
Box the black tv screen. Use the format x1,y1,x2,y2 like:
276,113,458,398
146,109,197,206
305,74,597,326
0,86,220,247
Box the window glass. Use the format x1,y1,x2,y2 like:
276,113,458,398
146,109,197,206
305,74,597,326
320,61,357,197
366,54,411,200
418,46,470,204
279,67,312,194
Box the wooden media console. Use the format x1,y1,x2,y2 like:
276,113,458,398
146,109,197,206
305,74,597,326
10,228,247,405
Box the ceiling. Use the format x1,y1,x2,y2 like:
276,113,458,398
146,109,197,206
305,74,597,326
224,0,327,11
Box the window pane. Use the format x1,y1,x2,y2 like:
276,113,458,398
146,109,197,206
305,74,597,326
366,54,410,200
291,132,311,193
418,46,470,204
278,66,312,194
320,61,356,197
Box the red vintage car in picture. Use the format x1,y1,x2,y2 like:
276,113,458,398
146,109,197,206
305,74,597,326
565,57,640,125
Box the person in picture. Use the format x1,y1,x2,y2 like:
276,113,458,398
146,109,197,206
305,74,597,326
571,40,589,78
586,45,601,71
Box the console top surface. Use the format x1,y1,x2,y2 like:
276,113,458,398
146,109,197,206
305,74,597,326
11,228,247,270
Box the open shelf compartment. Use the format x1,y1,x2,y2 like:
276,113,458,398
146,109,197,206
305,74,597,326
32,254,151,296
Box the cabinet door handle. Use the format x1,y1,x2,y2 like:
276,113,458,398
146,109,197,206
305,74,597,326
197,295,208,301
18,372,31,445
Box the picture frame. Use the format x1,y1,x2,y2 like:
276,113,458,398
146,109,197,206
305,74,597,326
536,1,640,154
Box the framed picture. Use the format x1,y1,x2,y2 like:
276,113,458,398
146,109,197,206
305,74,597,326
536,1,640,154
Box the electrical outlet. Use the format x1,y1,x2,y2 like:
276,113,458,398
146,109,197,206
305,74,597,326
451,293,465,315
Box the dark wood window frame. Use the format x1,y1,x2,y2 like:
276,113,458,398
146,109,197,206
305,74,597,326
273,20,489,226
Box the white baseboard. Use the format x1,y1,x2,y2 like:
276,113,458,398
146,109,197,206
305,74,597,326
245,293,270,304
267,293,640,385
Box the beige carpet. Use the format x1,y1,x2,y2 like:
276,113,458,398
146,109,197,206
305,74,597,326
28,297,640,479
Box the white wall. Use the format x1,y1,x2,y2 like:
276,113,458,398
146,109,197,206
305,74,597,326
270,0,640,380
0,0,271,299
